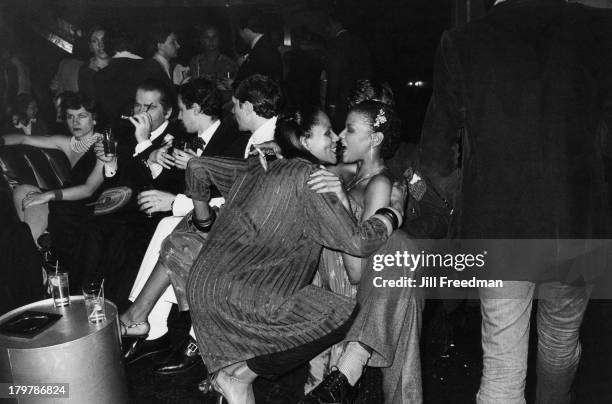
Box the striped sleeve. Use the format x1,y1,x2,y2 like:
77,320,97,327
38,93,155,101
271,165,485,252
303,184,389,257
185,156,248,201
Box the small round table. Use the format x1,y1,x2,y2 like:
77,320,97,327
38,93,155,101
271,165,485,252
0,297,128,403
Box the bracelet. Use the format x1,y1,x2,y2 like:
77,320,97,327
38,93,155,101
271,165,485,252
375,207,399,230
191,208,216,233
372,213,393,236
53,189,63,201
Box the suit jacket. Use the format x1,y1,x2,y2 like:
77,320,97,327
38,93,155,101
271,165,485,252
108,120,188,196
199,118,248,159
140,58,174,91
418,0,612,281
235,35,283,83
94,57,143,126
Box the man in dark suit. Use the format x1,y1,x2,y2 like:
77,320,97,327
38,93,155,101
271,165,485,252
94,27,144,127
234,12,283,84
324,12,372,131
105,78,187,203
418,1,612,402
120,77,247,370
94,79,187,311
140,24,180,92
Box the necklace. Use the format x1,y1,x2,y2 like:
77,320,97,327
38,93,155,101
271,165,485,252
345,166,387,191
70,133,98,153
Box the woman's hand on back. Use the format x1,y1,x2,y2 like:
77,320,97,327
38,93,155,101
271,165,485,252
308,167,350,210
250,141,283,159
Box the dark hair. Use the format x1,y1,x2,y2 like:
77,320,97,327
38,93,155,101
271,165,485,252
350,100,401,160
233,74,281,119
348,79,395,109
178,78,223,121
238,12,267,33
104,26,141,56
86,25,106,54
62,92,98,120
136,79,174,113
274,107,324,163
146,24,175,56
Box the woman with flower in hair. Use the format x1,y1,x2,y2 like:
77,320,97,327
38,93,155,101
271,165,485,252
304,100,424,404
118,106,407,404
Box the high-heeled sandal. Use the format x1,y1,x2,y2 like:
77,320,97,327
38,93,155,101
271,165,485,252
214,369,255,404
119,319,149,339
199,373,224,404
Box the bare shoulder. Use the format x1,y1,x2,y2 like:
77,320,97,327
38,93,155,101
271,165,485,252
365,174,392,194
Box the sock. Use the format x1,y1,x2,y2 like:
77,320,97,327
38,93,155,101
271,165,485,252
336,342,371,386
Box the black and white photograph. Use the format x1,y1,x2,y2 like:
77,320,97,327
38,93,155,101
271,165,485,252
1,0,612,403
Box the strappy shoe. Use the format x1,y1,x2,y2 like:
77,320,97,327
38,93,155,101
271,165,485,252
198,372,217,394
119,319,150,339
199,372,224,404
215,369,255,404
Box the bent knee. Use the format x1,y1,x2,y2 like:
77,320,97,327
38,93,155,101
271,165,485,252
13,184,41,203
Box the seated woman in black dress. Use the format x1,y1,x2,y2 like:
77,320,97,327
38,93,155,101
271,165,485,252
2,92,106,246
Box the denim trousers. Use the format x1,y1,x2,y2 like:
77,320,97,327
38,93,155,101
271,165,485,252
476,281,592,404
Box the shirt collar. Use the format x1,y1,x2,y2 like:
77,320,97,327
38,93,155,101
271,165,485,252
113,51,142,60
150,120,169,141
251,34,264,49
153,53,171,78
199,120,221,145
245,116,277,157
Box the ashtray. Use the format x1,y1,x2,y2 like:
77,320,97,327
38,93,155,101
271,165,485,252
0,310,62,338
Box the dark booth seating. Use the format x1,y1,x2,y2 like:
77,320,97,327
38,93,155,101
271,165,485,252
0,145,102,312
0,147,57,314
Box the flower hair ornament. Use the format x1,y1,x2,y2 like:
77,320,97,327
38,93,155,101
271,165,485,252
373,108,387,130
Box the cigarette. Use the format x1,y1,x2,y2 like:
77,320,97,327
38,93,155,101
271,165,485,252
120,115,131,120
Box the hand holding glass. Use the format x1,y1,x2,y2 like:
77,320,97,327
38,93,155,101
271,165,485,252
102,129,117,157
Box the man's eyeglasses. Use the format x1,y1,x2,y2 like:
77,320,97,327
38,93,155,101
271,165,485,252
133,103,155,113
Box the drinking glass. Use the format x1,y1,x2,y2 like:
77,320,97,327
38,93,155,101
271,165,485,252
48,271,70,307
102,129,117,157
83,281,106,323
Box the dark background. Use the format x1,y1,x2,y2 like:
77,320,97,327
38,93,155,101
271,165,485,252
0,0,460,142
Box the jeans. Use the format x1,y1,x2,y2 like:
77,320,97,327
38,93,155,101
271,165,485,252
477,281,592,404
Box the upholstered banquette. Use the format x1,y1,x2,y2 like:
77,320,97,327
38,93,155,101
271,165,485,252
0,145,73,220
